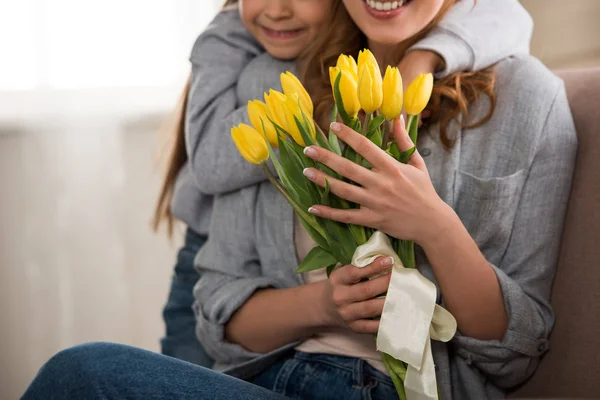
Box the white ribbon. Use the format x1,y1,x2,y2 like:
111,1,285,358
352,231,457,400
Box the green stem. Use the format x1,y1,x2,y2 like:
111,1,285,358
361,113,372,136
261,164,327,239
382,120,392,149
407,114,419,145
356,113,372,168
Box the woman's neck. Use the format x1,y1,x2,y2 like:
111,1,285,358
367,40,408,69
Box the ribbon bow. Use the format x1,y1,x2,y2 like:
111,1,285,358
352,231,457,400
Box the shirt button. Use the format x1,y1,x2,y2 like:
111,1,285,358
421,148,432,157
537,343,547,353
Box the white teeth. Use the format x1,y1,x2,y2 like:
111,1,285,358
366,0,405,12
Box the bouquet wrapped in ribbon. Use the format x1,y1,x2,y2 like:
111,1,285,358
231,49,457,400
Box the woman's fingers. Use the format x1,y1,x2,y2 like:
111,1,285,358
392,116,426,171
303,146,374,187
339,297,386,322
328,122,393,170
331,256,394,286
308,204,378,228
348,319,380,334
303,168,371,207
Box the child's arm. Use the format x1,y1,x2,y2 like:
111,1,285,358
184,9,292,195
191,53,293,195
407,0,533,77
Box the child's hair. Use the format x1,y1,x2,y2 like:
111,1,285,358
301,0,496,149
153,0,239,236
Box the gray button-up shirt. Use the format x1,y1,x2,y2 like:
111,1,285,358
194,55,577,399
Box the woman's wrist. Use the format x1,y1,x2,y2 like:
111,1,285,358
418,200,462,252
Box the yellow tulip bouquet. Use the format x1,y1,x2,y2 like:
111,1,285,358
231,50,438,400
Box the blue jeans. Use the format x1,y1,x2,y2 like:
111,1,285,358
161,228,213,367
22,343,398,399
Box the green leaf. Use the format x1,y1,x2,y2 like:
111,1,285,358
367,126,383,149
381,352,407,400
296,246,337,273
278,139,315,208
367,114,386,135
294,115,316,148
318,180,357,265
333,72,352,126
329,127,342,156
298,216,330,252
399,146,416,164
387,141,401,161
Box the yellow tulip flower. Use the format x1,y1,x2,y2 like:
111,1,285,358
247,100,278,147
330,66,361,118
231,123,269,165
404,73,434,116
280,71,313,117
336,54,358,81
357,49,379,76
358,62,383,114
264,89,289,131
381,66,403,120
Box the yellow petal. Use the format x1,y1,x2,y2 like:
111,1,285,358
264,89,289,132
247,100,278,147
381,66,403,120
404,73,434,116
231,123,269,165
357,49,379,76
358,62,383,114
336,54,358,81
280,71,313,118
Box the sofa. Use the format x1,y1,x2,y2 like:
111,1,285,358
509,67,600,398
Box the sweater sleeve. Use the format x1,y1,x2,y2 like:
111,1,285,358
185,9,294,195
451,84,578,389
408,0,533,77
192,186,291,363
190,53,293,195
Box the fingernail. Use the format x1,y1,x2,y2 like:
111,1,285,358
303,146,318,158
400,115,405,126
330,122,341,132
308,207,321,216
303,168,316,180
382,257,394,267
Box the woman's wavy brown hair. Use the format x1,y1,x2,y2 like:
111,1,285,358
301,0,496,150
152,0,239,236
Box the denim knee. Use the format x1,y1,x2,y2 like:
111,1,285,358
22,342,120,399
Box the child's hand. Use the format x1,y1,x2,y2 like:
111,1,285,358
319,256,393,334
398,50,439,126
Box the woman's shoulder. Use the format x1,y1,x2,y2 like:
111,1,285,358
493,54,565,111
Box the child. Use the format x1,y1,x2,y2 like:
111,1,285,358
152,0,533,367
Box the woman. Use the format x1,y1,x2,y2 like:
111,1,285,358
155,0,532,367
23,1,574,399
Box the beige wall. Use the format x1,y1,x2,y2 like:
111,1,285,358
522,0,600,69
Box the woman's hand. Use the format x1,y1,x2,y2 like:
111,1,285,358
303,117,453,245
319,256,394,334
